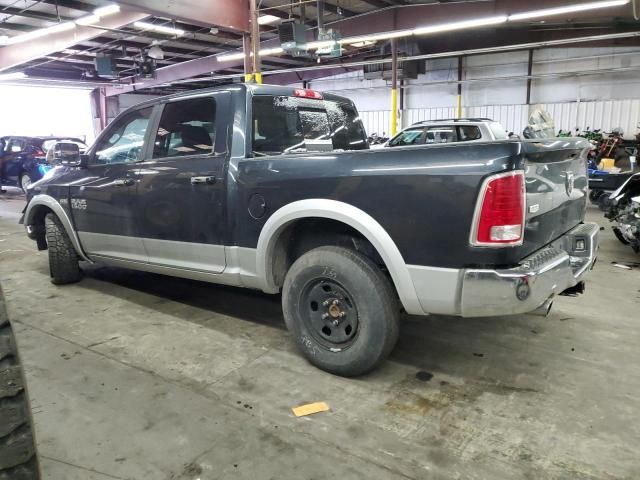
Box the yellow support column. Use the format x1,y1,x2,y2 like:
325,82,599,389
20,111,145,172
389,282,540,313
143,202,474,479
391,87,398,136
456,94,462,119
390,38,398,136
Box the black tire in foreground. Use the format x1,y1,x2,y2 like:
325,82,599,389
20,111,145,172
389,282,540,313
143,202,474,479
0,288,40,480
44,213,82,285
282,246,400,377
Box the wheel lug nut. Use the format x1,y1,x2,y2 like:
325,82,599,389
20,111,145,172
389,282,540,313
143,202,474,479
322,300,330,307
339,312,346,318
332,299,339,306
321,313,329,320
332,320,339,326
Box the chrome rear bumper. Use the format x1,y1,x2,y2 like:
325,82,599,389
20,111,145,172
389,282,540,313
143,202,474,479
459,222,599,317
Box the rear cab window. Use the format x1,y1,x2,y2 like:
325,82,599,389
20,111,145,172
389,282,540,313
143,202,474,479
251,94,368,156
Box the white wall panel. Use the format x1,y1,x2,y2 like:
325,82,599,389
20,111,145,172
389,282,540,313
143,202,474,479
359,100,640,138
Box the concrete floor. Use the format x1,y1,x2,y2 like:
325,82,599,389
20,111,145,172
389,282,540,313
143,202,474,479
1,187,639,480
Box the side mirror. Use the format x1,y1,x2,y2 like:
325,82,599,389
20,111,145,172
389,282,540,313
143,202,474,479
51,142,82,166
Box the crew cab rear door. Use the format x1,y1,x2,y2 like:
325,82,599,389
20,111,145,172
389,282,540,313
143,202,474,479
132,91,230,273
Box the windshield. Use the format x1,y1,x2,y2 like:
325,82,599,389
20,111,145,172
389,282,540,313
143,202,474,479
252,95,368,155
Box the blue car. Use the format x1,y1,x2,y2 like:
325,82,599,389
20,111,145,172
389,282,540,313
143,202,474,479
0,136,88,192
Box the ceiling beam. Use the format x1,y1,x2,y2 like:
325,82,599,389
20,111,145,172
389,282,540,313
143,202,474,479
39,0,95,13
0,9,149,72
116,0,249,33
0,7,73,23
105,0,635,95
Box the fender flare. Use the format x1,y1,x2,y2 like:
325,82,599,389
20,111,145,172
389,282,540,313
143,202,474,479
255,199,423,315
24,194,91,262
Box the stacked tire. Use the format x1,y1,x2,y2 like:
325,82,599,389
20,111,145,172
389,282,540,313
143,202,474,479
0,287,40,480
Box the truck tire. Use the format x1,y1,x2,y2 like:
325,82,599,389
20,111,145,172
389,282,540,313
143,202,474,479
0,289,41,480
44,213,81,285
282,246,399,376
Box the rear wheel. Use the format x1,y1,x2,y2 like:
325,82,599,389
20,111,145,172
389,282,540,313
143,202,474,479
282,246,399,377
0,289,40,480
44,214,81,285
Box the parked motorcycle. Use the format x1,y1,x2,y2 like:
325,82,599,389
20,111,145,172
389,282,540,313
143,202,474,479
604,172,640,253
367,132,389,145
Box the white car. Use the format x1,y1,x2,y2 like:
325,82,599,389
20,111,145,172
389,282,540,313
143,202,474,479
379,118,509,148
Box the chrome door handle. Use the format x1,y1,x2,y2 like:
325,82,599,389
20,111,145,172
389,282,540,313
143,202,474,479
191,176,216,185
113,178,135,186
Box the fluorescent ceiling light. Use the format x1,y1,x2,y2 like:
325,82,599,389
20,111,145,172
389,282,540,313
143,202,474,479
413,15,507,35
306,40,337,49
509,0,629,21
262,47,284,56
217,46,284,62
134,21,185,36
339,29,414,45
0,72,27,81
76,14,101,25
0,35,8,45
217,52,245,61
6,21,75,45
93,4,121,16
258,14,281,25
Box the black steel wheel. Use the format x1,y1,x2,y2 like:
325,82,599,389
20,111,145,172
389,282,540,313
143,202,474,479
283,245,399,377
299,278,360,349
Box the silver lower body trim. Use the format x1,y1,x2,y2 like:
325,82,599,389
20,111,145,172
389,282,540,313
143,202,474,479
88,245,259,291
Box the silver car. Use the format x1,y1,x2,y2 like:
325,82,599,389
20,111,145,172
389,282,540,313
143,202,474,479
381,118,509,148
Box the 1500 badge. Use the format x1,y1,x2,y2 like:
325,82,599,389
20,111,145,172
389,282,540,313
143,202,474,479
71,198,87,210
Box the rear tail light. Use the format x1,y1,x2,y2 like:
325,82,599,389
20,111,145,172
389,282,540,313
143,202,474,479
294,88,323,100
470,170,525,246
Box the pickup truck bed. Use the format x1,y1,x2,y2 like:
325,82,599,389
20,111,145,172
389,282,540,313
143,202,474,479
21,84,598,376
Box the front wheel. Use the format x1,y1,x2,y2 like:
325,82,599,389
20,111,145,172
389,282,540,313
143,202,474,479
44,214,82,285
282,246,399,377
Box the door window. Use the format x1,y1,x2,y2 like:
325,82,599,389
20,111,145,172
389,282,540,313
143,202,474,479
92,107,153,165
152,97,216,159
388,128,425,147
457,125,482,142
424,127,458,144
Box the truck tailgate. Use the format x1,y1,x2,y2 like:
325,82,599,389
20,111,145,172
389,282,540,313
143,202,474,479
521,139,590,259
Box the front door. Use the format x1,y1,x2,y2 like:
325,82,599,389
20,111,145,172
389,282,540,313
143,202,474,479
69,105,154,262
133,92,230,273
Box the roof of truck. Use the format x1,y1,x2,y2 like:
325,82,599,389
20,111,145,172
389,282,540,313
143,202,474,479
124,83,352,112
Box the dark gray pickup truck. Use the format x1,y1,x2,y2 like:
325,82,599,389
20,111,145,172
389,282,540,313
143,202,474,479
21,84,598,376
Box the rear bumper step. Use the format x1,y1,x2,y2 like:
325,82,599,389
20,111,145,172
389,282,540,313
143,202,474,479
459,222,599,317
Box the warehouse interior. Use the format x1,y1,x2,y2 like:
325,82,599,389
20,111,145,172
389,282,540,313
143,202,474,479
1,1,640,479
